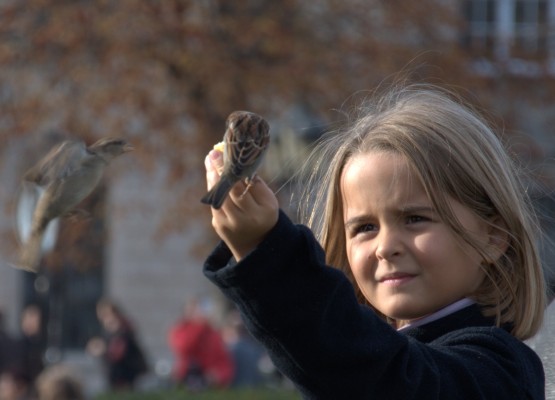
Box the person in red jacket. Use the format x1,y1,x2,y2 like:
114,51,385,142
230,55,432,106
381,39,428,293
168,297,233,390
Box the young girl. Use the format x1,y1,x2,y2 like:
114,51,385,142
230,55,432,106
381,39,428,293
203,84,546,399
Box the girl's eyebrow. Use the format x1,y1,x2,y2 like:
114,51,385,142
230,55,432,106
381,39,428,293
344,215,371,229
344,205,436,228
400,205,436,214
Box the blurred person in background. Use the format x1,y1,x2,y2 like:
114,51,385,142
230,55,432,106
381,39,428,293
0,368,34,400
222,309,265,388
17,305,46,389
35,364,84,400
0,308,19,377
167,297,233,391
86,298,147,391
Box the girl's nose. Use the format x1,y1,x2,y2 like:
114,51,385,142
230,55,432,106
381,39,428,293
375,225,403,260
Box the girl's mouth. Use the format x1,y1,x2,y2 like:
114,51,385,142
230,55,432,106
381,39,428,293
379,272,416,286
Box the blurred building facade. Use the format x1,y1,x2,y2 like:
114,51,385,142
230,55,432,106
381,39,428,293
0,0,555,392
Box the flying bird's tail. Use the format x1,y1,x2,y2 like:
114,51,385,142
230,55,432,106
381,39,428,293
18,228,45,273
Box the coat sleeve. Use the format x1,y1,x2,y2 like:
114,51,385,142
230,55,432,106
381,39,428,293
204,211,544,400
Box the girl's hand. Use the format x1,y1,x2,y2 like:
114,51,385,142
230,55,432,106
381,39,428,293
205,150,279,261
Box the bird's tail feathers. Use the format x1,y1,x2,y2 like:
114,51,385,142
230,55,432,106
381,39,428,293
18,230,44,273
201,178,235,210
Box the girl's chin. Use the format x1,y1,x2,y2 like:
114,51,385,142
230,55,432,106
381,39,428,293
375,303,427,322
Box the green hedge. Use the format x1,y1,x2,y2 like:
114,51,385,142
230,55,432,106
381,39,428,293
94,388,302,400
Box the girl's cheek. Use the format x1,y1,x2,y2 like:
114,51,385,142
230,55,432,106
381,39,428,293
349,243,372,276
347,238,361,260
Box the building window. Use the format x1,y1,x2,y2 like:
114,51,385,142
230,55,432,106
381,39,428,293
463,0,497,57
513,0,548,58
462,0,554,64
23,183,106,360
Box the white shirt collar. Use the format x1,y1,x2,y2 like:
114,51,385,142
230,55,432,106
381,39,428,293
397,298,475,331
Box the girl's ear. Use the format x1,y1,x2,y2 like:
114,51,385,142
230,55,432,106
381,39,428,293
485,216,510,264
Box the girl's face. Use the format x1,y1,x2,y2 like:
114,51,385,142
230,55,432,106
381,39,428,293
341,152,488,324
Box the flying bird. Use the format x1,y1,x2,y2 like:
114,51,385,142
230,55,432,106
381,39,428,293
201,111,270,209
17,137,133,272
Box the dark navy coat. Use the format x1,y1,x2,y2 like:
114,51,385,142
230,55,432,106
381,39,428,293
205,211,545,399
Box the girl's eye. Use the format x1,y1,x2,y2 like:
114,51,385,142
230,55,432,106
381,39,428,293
355,223,377,234
406,215,428,224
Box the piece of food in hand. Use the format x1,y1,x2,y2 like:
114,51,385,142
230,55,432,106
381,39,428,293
213,141,225,153
201,111,270,209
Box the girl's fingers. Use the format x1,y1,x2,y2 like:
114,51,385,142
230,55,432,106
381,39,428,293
228,180,260,210
229,176,276,209
248,177,277,207
205,150,223,190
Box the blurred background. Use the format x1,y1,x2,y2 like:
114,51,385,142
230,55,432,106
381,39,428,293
0,0,554,398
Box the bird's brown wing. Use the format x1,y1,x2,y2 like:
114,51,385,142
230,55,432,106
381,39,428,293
23,140,87,186
224,111,270,177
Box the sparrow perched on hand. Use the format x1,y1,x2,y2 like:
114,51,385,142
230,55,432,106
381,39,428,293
201,111,270,209
18,137,133,272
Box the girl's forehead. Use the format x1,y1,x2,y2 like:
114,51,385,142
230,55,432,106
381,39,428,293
341,152,431,209
344,151,415,183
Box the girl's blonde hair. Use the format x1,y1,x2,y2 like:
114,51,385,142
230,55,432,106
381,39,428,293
299,83,545,339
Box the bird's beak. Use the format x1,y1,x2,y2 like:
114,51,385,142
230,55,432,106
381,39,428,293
123,143,134,153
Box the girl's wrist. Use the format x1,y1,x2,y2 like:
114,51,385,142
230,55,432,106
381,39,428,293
226,211,279,261
226,229,271,261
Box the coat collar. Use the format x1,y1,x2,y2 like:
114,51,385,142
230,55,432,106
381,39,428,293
401,304,500,343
